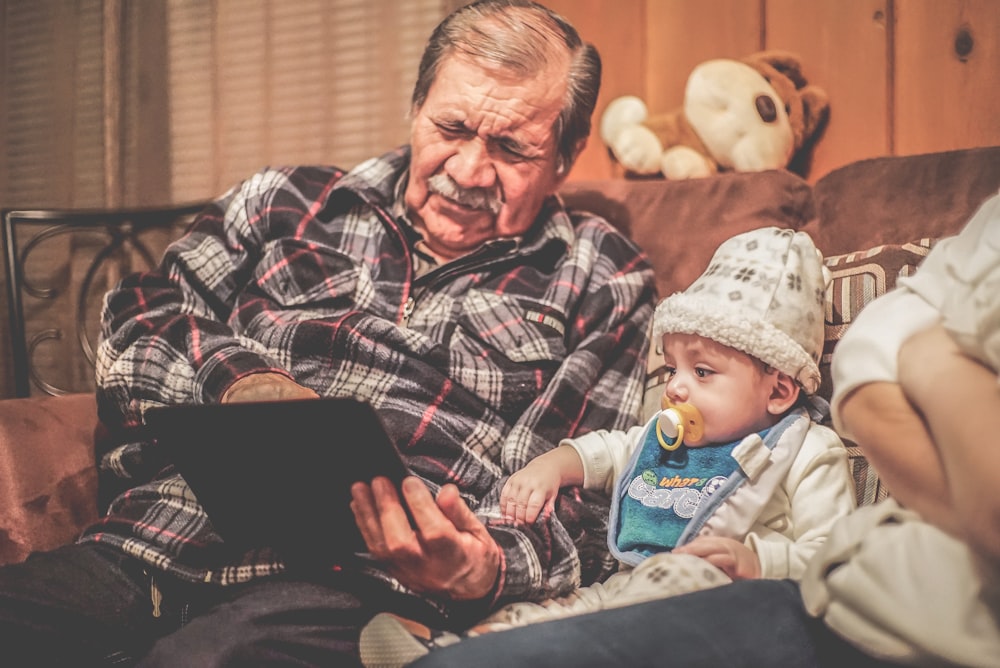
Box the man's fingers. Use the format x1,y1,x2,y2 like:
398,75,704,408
372,476,421,543
356,477,501,600
432,483,484,534
350,481,386,552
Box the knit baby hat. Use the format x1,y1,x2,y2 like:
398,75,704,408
653,227,830,394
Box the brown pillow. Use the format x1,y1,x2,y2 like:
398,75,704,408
0,393,99,565
804,146,1000,256
560,169,813,298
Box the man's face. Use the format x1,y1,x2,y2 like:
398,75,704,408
405,53,571,262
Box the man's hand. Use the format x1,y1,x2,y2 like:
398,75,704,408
673,536,760,580
350,476,501,601
221,372,319,403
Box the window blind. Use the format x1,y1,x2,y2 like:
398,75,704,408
2,0,105,208
166,0,448,202
2,0,450,207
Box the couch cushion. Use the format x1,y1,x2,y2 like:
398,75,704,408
817,238,937,403
561,169,813,298
803,145,1000,257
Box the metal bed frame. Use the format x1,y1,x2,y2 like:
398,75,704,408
2,203,206,397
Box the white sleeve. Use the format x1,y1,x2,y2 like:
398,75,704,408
829,288,939,440
748,424,856,580
831,191,1000,441
933,193,1000,373
562,423,647,495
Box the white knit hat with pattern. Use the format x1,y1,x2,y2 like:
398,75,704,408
653,227,830,394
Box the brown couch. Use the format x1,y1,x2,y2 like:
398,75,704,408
2,145,999,567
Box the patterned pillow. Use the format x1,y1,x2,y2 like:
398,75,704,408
642,237,937,507
819,238,936,506
817,238,936,402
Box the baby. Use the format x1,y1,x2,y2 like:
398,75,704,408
361,226,857,666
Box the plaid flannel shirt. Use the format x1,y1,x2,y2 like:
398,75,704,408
86,147,656,614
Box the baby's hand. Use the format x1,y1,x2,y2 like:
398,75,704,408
673,536,761,580
500,461,562,525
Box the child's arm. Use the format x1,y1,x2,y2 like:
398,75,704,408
836,381,954,532
896,323,1000,565
501,445,584,524
691,426,856,581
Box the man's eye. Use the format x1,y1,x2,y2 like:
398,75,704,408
437,122,467,137
497,142,528,160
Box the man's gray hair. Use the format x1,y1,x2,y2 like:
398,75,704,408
411,0,601,175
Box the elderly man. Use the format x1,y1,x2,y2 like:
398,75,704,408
0,1,655,666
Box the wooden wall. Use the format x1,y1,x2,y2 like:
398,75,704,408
547,0,1000,183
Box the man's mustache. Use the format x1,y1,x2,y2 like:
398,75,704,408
428,174,503,216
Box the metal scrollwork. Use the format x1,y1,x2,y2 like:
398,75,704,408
3,205,205,397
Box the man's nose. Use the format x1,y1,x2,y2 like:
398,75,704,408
448,139,495,189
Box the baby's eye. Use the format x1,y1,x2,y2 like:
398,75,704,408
664,365,676,376
695,367,714,378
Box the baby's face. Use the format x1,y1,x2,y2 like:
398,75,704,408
660,333,783,446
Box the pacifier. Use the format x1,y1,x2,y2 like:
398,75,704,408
655,395,704,451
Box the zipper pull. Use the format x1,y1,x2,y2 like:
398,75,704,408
150,576,163,618
402,297,415,327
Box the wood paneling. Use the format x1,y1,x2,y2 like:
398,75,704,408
564,0,1000,183
894,0,1000,156
545,0,646,181
767,0,891,181
645,0,763,113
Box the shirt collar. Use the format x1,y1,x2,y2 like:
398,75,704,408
392,170,439,276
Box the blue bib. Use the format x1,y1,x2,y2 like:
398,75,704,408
614,428,744,557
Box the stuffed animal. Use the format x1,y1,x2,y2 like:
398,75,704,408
599,50,829,179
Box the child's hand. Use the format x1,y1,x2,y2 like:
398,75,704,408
673,536,761,580
501,461,562,525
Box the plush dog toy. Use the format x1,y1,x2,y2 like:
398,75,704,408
599,50,829,179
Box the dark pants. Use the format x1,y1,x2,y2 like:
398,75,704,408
410,579,902,668
0,542,430,667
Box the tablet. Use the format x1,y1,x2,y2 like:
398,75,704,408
145,396,411,569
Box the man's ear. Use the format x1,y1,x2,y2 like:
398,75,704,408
556,136,589,183
767,372,800,415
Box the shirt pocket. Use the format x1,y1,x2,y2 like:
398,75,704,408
456,291,567,364
251,239,363,311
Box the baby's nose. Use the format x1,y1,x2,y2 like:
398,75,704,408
664,377,688,401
